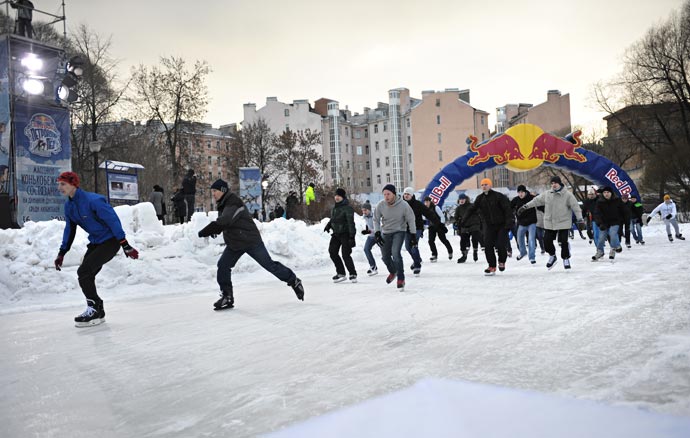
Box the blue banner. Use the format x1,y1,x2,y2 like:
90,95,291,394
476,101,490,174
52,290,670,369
0,39,11,196
14,102,71,225
239,167,261,213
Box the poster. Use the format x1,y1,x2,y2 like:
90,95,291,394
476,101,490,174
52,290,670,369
0,39,11,196
107,173,139,202
239,167,261,213
13,102,71,225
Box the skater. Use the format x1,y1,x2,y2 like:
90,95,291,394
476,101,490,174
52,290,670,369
629,195,645,244
511,185,537,264
149,184,165,224
591,187,625,261
198,179,304,310
323,188,357,283
518,176,583,270
647,194,685,241
182,169,197,222
171,187,186,224
618,194,633,248
463,178,512,276
285,191,299,219
402,187,440,275
423,196,453,262
454,194,482,263
54,171,139,327
582,187,600,245
360,200,379,276
373,184,417,291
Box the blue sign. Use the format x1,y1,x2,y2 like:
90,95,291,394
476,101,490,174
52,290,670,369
239,167,261,213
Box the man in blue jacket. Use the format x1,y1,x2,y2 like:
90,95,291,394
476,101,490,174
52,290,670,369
54,171,139,327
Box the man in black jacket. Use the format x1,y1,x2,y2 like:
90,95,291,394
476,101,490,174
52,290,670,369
182,169,197,222
402,187,440,275
198,179,304,310
511,185,537,264
463,178,512,275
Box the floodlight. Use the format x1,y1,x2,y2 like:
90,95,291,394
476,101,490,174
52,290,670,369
61,71,78,88
57,85,78,102
22,78,45,95
21,53,43,72
67,55,85,77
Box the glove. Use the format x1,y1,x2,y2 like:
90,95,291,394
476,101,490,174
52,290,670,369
576,220,586,231
324,222,332,233
349,236,356,248
374,231,384,248
646,216,652,225
517,206,527,216
440,223,448,234
54,250,66,271
120,239,139,259
409,233,418,248
665,214,672,220
198,221,223,238
361,226,371,235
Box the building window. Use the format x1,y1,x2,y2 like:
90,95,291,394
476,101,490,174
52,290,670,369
208,171,212,179
286,124,290,131
374,124,379,133
346,160,350,169
385,157,390,166
217,157,221,165
408,153,412,162
365,128,368,138
367,177,371,186
355,130,361,139
437,115,441,125
357,146,362,155
216,140,220,150
366,161,370,169
365,145,369,154
481,115,484,125
208,156,212,165
225,142,230,151
407,136,411,146
406,118,410,128
347,177,351,186
285,109,289,117
345,127,349,136
438,150,443,161
482,133,485,141
376,158,380,168
358,163,363,171
377,174,381,184
437,133,442,144
384,139,388,149
435,98,440,107
361,181,364,187
375,141,379,151
218,171,222,178
386,173,391,182
207,141,211,149
346,144,349,153
383,122,387,132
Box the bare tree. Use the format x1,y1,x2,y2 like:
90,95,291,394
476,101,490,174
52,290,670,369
131,56,210,184
275,128,324,200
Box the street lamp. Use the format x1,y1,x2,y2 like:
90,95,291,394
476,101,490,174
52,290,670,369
261,179,269,221
89,140,102,193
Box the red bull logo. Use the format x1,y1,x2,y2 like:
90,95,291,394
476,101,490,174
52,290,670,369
527,130,586,163
604,168,633,196
428,175,452,204
467,134,525,166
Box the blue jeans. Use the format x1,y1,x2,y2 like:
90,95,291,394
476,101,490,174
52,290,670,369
630,220,643,242
217,241,296,292
592,222,600,245
597,224,620,252
382,231,406,280
404,229,423,268
517,223,537,261
364,235,377,269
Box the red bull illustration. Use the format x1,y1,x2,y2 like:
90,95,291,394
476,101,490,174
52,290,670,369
528,130,586,163
467,133,525,166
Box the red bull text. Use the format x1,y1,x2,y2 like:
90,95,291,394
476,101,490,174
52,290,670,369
428,175,452,204
605,168,633,196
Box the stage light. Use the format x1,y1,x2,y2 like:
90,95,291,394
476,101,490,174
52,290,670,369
67,55,85,77
61,71,78,88
57,85,77,102
22,78,45,95
21,53,43,72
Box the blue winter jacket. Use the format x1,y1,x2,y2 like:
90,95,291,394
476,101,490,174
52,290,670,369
60,188,126,252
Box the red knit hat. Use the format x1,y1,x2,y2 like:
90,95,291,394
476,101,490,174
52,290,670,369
57,171,80,188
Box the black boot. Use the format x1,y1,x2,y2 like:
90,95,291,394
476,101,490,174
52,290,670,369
74,299,105,327
472,249,478,262
457,250,468,263
289,278,304,300
214,290,234,310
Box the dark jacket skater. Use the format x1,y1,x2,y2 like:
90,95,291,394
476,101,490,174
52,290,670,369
324,188,357,280
171,188,187,224
454,195,483,262
198,179,304,309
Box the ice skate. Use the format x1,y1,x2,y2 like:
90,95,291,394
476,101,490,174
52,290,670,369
484,266,496,276
332,274,346,283
367,267,378,276
609,248,616,260
413,267,421,277
457,250,468,264
563,258,571,269
74,299,105,327
430,255,438,263
448,252,453,260
591,251,604,261
546,255,557,270
668,234,674,242
397,279,405,291
386,273,395,284
349,274,357,283
214,291,234,310
498,262,505,272
676,234,685,240
290,278,304,301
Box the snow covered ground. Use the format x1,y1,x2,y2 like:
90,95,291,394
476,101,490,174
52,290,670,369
1,202,689,437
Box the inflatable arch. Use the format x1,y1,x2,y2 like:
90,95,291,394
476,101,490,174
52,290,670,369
422,123,641,205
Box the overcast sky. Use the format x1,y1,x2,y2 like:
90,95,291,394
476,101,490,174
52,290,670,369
62,0,685,134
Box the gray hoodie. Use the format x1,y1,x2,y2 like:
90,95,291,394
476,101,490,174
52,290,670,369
373,196,416,234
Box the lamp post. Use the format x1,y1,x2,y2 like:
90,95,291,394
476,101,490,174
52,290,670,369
261,179,269,222
89,140,102,193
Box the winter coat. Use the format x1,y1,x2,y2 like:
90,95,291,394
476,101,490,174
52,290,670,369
464,189,512,227
427,204,447,230
522,188,582,231
149,190,164,215
373,195,416,234
620,200,633,224
171,190,186,216
582,197,598,222
327,198,356,236
536,207,545,228
212,192,263,251
511,193,537,226
285,194,299,218
182,173,197,195
405,195,439,231
454,202,481,233
593,196,625,229
630,201,644,223
60,188,126,253
274,205,285,219
648,200,677,220
305,186,315,206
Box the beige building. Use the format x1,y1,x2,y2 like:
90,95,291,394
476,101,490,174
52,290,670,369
494,90,571,188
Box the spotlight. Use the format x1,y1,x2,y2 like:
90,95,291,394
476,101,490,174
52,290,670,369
57,85,78,102
21,53,43,72
61,71,78,88
22,78,45,95
67,55,85,77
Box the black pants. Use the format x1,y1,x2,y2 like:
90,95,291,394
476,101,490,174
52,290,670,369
77,239,120,303
329,233,356,276
157,214,166,225
460,230,481,252
17,19,33,39
483,224,508,268
618,221,630,245
428,226,453,257
544,229,570,259
185,194,195,220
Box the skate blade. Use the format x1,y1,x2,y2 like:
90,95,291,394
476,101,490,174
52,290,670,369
350,279,358,283
430,260,438,263
333,277,347,283
214,304,234,311
75,318,105,328
367,272,378,277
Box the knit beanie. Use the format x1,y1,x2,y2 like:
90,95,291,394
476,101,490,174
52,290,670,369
335,188,347,198
210,179,228,193
57,171,80,188
382,184,396,194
